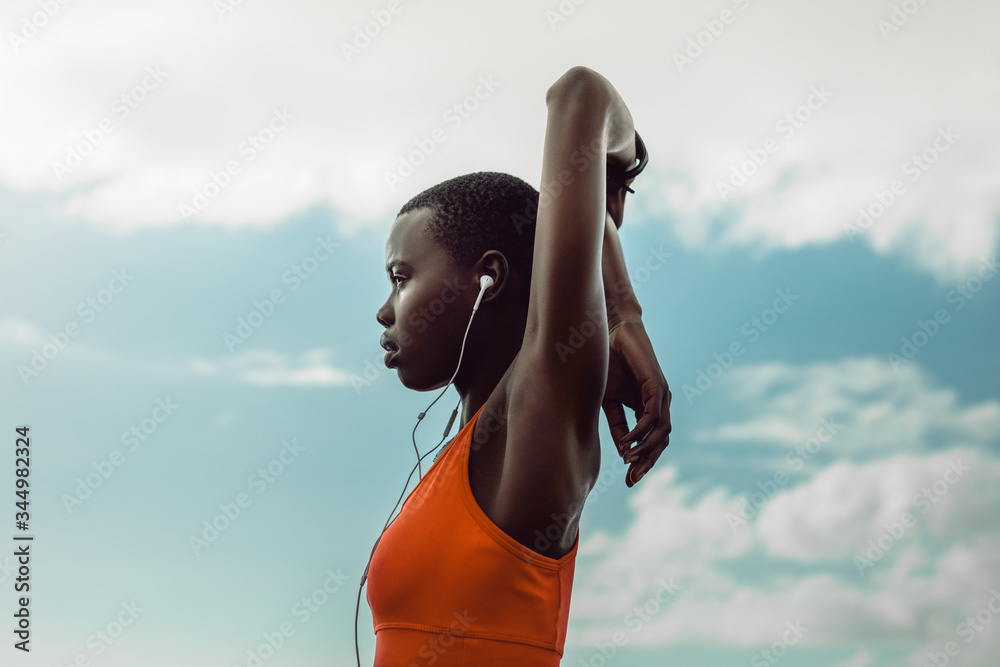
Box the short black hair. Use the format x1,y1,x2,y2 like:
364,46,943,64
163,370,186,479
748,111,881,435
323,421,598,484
397,171,539,306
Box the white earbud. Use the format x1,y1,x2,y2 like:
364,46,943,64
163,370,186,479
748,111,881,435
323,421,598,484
473,274,494,311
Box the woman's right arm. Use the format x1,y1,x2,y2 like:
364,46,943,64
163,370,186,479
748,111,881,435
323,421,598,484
485,66,634,550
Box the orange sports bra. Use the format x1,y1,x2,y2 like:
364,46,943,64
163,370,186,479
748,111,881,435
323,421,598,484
366,402,579,665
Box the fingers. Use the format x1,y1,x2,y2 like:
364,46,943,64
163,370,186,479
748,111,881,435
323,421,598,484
624,387,672,487
619,385,662,460
628,442,667,487
622,387,672,464
626,462,642,488
601,400,630,458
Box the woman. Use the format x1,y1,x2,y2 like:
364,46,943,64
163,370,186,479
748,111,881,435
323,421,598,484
363,66,672,665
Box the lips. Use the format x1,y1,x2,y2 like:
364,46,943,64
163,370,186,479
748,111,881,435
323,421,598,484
380,335,398,353
380,335,399,367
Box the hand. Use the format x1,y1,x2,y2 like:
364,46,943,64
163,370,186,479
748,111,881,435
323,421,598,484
601,319,673,487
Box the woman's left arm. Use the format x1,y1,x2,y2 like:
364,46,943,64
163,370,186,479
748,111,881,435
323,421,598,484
600,186,673,487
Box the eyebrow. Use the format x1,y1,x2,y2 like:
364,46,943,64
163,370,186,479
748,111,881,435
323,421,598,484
385,259,413,274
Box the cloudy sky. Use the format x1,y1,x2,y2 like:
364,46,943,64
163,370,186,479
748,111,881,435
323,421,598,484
1,0,998,665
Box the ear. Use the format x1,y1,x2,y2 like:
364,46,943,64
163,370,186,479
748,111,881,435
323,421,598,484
475,250,509,304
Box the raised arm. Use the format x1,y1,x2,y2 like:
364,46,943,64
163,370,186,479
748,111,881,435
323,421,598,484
601,145,674,489
490,67,635,552
525,67,635,412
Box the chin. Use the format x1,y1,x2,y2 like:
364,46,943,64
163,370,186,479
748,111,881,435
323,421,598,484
397,367,454,393
391,364,422,391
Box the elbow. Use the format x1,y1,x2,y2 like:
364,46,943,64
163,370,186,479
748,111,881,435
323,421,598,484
546,66,612,109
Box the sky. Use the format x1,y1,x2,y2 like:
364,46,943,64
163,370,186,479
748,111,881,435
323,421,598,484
1,0,998,665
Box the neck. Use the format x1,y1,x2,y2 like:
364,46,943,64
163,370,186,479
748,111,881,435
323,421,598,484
452,303,525,429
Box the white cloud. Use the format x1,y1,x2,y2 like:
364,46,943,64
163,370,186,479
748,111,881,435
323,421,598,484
1,0,997,282
756,449,1000,560
568,356,1000,665
692,356,1000,458
0,318,355,388
0,317,45,346
570,452,1000,653
191,347,353,387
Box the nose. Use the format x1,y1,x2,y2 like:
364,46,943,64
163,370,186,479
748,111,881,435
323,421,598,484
376,297,393,329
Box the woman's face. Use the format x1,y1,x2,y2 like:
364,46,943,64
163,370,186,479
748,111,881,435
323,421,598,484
376,208,475,391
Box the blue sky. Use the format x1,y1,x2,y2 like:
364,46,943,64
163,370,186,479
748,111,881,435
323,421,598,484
1,1,998,666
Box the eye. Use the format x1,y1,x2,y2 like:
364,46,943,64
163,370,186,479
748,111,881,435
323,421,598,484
391,275,406,285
